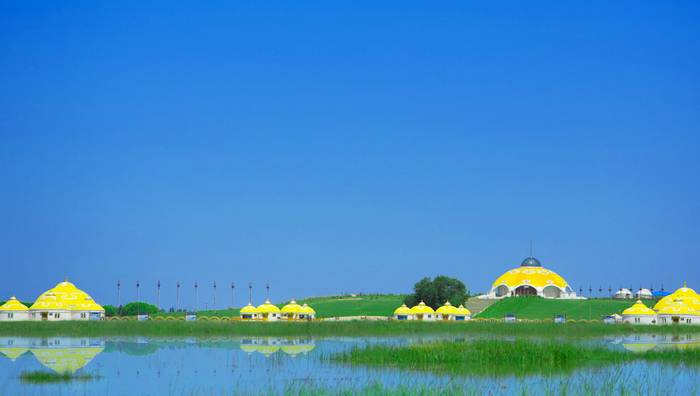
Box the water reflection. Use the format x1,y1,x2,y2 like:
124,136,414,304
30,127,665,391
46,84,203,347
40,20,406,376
240,338,315,357
0,337,104,373
606,334,700,353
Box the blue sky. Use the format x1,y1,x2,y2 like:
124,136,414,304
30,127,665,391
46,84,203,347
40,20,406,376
1,1,699,309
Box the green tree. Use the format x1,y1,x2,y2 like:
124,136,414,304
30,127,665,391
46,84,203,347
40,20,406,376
120,302,160,316
404,275,468,309
103,305,118,317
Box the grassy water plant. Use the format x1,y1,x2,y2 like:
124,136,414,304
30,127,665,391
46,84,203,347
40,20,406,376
19,370,97,383
331,339,700,377
2,320,700,338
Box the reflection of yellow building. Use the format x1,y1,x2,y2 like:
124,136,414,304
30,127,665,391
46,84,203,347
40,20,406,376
239,338,315,357
0,347,28,361
29,281,105,321
31,347,104,374
622,343,657,353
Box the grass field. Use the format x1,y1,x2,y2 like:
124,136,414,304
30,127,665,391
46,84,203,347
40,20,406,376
331,339,700,377
150,294,406,319
475,297,637,320
3,320,700,338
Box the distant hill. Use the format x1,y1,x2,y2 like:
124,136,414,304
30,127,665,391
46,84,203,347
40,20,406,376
475,297,639,321
295,294,406,318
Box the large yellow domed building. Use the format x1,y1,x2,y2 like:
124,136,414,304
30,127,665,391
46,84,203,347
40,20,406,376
482,255,580,299
29,281,105,321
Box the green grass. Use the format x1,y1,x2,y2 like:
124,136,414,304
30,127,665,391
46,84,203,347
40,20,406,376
3,320,700,338
476,296,636,320
149,294,406,319
331,339,700,377
19,370,97,383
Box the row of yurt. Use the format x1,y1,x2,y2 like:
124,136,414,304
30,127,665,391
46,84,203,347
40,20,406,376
621,283,700,325
0,281,105,322
239,299,315,321
393,301,471,321
614,288,653,299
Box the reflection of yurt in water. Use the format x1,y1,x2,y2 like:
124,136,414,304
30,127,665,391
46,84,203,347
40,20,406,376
240,338,315,357
30,347,104,373
0,346,28,361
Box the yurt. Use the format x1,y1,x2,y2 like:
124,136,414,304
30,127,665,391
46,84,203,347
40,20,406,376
298,304,316,320
0,297,30,321
635,289,653,299
483,255,579,299
393,304,413,320
621,300,657,325
256,300,281,321
613,288,633,299
281,300,302,320
30,281,104,321
455,305,472,321
239,303,259,320
410,301,435,321
436,301,458,321
653,283,700,312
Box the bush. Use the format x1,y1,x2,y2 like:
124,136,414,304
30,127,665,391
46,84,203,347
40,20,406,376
120,302,160,316
404,275,468,309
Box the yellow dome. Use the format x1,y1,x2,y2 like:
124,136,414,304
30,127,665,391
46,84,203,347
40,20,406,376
393,304,412,315
455,304,472,316
240,303,258,314
256,300,281,314
654,284,700,311
281,300,302,314
492,267,569,289
657,302,700,316
30,281,104,312
31,347,104,374
622,300,656,316
0,296,29,311
299,303,315,315
410,301,435,314
436,301,459,314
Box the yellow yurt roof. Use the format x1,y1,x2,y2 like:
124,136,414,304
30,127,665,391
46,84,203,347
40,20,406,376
657,302,700,316
256,345,280,356
654,284,700,311
492,266,569,289
455,304,472,316
30,281,104,312
436,301,459,314
0,347,28,361
240,303,259,314
240,344,258,353
0,296,29,311
411,301,435,314
30,347,104,374
622,343,657,353
393,304,412,315
622,300,656,316
299,303,315,315
281,300,302,314
257,300,281,314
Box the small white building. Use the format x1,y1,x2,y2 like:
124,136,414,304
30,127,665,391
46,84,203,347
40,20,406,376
298,304,316,320
635,289,653,299
0,297,30,321
621,300,657,325
436,301,458,321
613,288,633,299
393,304,413,320
410,301,435,321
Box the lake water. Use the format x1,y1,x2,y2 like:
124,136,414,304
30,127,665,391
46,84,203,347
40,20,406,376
1,334,699,395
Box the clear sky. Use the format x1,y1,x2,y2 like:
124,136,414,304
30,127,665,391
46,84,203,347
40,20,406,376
1,1,699,309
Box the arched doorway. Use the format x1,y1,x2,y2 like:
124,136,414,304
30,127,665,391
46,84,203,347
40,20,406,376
514,285,537,296
495,285,510,297
542,285,562,298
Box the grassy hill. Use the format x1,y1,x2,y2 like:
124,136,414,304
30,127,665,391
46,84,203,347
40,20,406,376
475,297,640,321
295,294,406,318
150,294,406,319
